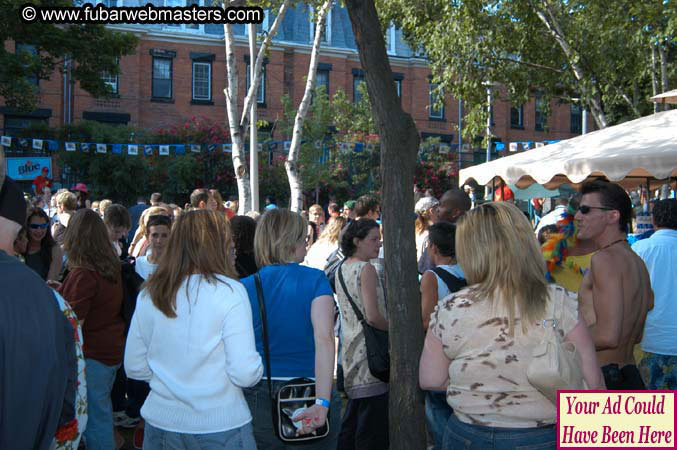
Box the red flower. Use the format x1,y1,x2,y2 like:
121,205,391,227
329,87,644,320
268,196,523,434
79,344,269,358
55,419,78,443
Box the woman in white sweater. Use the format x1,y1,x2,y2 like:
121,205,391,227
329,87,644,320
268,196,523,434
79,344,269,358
125,209,263,449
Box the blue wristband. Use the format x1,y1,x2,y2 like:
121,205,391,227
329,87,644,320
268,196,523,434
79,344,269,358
315,397,330,409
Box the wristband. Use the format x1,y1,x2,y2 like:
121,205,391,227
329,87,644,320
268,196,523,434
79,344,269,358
315,397,330,409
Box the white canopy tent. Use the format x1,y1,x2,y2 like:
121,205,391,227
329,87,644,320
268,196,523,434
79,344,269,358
459,109,677,191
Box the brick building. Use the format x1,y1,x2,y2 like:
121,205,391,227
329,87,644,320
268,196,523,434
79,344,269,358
2,2,592,163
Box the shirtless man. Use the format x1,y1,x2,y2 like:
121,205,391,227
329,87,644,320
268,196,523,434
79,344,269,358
575,180,653,389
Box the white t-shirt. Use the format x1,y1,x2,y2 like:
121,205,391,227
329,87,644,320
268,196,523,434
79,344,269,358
135,255,157,280
303,240,338,270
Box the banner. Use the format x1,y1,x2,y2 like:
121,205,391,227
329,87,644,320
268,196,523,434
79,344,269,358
5,157,53,181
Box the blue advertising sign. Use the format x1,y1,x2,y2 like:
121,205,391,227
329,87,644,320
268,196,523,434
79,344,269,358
5,157,53,181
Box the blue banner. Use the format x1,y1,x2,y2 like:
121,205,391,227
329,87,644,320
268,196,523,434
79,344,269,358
6,157,53,181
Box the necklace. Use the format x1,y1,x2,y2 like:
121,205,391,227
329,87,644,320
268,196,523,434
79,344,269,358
600,238,626,251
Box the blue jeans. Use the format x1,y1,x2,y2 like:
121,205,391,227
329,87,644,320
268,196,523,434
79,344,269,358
243,380,340,450
442,413,555,450
84,358,121,450
425,391,453,450
143,422,256,450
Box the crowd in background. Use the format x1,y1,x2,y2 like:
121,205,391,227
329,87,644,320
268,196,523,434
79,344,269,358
2,164,676,450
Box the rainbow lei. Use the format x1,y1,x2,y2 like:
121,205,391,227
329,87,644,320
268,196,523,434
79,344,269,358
541,205,584,281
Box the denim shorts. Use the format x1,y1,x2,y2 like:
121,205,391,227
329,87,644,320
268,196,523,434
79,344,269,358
443,413,555,450
143,422,256,450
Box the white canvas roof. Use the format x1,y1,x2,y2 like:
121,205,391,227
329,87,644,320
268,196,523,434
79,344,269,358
459,109,677,190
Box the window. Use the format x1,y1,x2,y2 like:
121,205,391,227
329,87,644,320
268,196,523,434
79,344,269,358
16,43,38,86
192,62,211,101
316,69,329,95
429,83,444,119
152,57,172,99
101,58,119,95
353,72,365,103
3,115,48,135
310,4,332,45
535,95,546,131
386,25,396,55
393,73,403,101
510,105,524,129
246,63,265,105
101,72,119,95
570,103,582,134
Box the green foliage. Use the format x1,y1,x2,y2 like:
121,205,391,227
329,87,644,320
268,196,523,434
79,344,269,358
24,118,235,205
0,0,138,111
377,0,677,140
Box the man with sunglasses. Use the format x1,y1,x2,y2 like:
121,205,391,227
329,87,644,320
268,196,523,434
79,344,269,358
575,180,653,390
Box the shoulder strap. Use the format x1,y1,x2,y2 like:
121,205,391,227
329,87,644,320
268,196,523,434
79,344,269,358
431,267,467,293
254,273,274,401
337,262,366,323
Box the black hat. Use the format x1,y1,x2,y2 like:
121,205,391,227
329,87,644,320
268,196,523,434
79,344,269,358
0,177,27,226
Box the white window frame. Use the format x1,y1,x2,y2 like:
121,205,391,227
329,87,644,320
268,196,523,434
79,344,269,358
394,79,402,98
192,61,211,101
510,105,524,128
386,25,396,55
309,4,332,45
152,57,172,99
429,83,444,119
246,63,265,105
102,73,119,94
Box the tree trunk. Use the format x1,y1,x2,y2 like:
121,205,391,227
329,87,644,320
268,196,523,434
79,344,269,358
651,45,659,114
344,1,425,449
223,0,289,214
535,5,608,128
285,0,331,212
659,45,668,111
223,21,251,213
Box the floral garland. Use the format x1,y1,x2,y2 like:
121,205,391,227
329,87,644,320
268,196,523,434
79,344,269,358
541,206,584,281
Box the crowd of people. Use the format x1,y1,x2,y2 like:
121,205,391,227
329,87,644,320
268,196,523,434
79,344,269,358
2,150,676,450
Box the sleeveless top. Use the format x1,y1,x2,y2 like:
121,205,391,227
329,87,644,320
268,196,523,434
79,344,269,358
336,261,388,399
25,250,49,280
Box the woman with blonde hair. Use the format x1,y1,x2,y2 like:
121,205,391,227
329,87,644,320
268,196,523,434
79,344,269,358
125,210,262,448
303,216,347,270
57,209,125,450
52,190,77,246
419,202,604,449
128,206,171,257
241,208,339,449
98,199,112,218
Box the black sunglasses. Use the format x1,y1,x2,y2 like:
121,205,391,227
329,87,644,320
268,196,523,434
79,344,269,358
578,205,615,214
29,223,49,229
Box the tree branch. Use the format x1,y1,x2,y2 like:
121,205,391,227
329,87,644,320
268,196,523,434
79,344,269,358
239,0,290,129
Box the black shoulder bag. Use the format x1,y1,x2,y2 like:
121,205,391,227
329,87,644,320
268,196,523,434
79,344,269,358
253,273,330,444
430,267,467,294
337,263,390,383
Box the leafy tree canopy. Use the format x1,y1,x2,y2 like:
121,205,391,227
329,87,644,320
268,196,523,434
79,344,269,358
1,0,138,111
377,0,676,141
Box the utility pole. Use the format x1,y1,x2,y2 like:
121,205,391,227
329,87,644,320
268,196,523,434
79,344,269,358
249,24,260,212
458,100,463,172
485,84,492,199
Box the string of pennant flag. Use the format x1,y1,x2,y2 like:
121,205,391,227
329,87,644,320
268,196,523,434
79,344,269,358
0,135,561,156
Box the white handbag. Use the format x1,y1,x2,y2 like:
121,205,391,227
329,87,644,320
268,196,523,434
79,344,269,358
526,289,586,404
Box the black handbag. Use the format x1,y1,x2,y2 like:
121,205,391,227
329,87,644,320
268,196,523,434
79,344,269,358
254,273,330,444
337,263,390,383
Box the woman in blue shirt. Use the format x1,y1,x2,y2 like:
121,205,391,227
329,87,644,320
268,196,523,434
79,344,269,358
241,208,339,449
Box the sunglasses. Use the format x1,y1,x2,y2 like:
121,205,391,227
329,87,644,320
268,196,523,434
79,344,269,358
578,205,615,214
29,223,49,230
